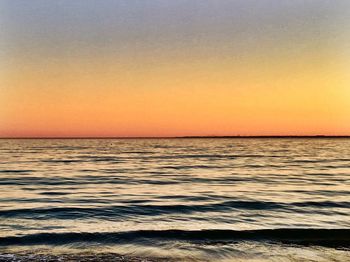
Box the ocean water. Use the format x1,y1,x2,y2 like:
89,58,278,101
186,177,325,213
0,138,349,261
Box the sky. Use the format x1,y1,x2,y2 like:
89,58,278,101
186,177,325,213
1,0,349,137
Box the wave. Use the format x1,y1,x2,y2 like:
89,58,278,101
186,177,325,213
41,154,285,162
0,229,349,248
0,170,34,173
0,200,348,220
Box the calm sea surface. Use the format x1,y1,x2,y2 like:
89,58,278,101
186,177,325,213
0,138,349,261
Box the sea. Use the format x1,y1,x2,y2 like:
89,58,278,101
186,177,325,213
0,138,349,261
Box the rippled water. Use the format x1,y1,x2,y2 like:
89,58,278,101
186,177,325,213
0,138,349,261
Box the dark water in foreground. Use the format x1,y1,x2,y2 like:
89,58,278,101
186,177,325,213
0,138,349,261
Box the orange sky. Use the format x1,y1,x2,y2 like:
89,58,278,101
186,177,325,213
1,0,349,137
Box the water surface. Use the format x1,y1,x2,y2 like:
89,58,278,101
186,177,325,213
0,138,349,261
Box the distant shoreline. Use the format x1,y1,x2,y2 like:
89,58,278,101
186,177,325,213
1,136,350,139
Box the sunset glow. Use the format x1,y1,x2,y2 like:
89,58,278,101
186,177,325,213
1,0,349,137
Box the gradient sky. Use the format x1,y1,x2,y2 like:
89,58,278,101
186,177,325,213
1,0,349,137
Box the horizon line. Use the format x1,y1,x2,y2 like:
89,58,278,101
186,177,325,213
1,135,350,139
